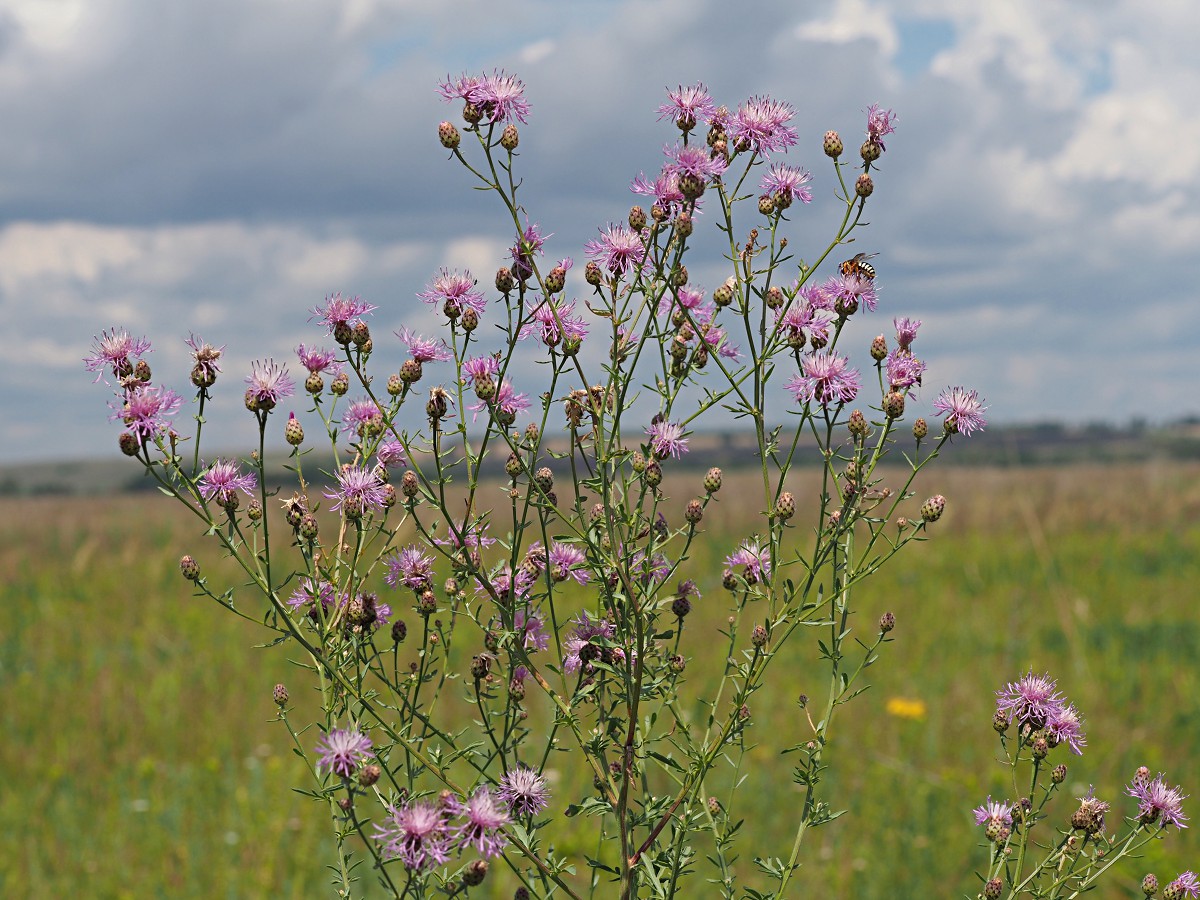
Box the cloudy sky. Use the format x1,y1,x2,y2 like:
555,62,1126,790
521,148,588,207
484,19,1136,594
4,0,1198,465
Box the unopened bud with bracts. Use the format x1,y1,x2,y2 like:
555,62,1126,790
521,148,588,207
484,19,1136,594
584,260,602,286
984,879,1003,900
913,417,928,440
391,620,407,643
400,470,420,499
774,491,795,520
1032,735,1049,759
823,129,844,158
299,514,319,541
1052,764,1067,784
119,430,141,456
685,498,703,524
668,654,686,674
629,205,647,231
704,466,722,493
462,859,488,888
848,409,868,438
993,711,1010,734
426,387,449,422
417,590,437,616
758,194,775,216
357,764,381,788
1142,874,1159,897
644,459,662,488
712,278,735,307
352,321,370,348
921,494,946,523
134,359,151,382
500,124,519,151
870,334,888,361
534,466,554,492
505,453,523,478
495,266,515,293
860,140,882,164
675,211,693,238
399,358,423,385
855,173,874,198
438,121,461,149
460,306,478,332
751,624,768,648
544,265,566,294
883,390,906,419
246,499,263,522
879,611,895,633
329,372,349,396
672,595,692,618
672,264,688,287
765,286,784,309
272,683,288,707
285,412,304,446
179,555,201,582
305,372,324,394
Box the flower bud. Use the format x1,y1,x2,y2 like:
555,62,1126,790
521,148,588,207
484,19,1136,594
704,466,722,493
584,260,603,286
883,390,905,420
751,624,768,648
1142,874,1159,897
462,859,488,887
685,498,703,524
391,620,407,643
644,459,662,488
438,121,461,149
765,286,784,309
823,130,843,158
879,611,895,633
285,412,304,446
913,417,928,440
352,321,371,348
921,495,945,522
855,173,874,198
534,466,554,492
495,267,514,293
758,194,775,215
1051,764,1067,784
305,372,324,395
299,514,319,541
272,683,288,706
544,265,566,294
860,140,882,163
675,211,693,238
330,372,349,396
848,409,868,437
629,205,647,231
984,879,1003,900
118,431,141,456
401,470,420,499
774,491,795,520
179,554,201,581
500,124,519,151
870,334,888,360
712,278,735,307
668,654,686,674
358,764,381,787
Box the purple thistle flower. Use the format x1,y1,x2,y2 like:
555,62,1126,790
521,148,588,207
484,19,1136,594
562,612,615,674
511,220,548,281
376,440,407,470
296,343,344,376
893,316,921,350
513,608,549,652
585,223,648,278
374,800,453,872
462,354,500,390
287,577,335,613
315,727,373,778
760,163,813,205
245,359,295,409
439,70,531,124
498,766,551,818
418,268,487,319
933,386,988,437
470,380,530,422
825,271,879,313
448,786,510,858
799,280,835,313
482,564,536,604
1128,773,1189,829
630,169,687,213
198,459,258,508
114,385,182,439
385,545,436,592
657,82,717,130
646,420,689,459
524,298,589,347
1166,872,1200,898
341,398,383,435
972,797,1014,827
1045,703,1087,755
548,541,589,584
185,334,224,383
865,103,898,150
325,464,388,517
724,539,771,585
85,327,152,383
667,142,728,182
995,671,1065,732
396,327,452,364
311,293,377,333
885,351,926,392
775,298,833,347
729,95,798,156
785,351,861,407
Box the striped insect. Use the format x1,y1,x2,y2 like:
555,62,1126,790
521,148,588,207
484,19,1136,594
839,252,878,281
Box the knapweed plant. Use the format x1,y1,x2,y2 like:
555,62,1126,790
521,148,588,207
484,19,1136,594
86,74,1186,898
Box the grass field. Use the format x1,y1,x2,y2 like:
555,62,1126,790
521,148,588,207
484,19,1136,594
2,462,1197,898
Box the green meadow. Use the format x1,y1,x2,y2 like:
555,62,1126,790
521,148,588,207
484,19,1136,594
2,462,1197,898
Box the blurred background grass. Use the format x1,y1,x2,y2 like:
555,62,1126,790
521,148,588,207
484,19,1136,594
2,461,1197,898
